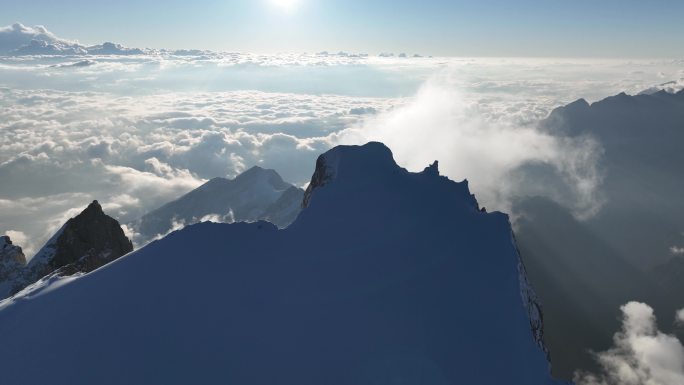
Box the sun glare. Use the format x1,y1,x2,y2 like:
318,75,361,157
270,0,300,12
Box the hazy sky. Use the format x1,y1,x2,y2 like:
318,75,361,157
2,0,684,57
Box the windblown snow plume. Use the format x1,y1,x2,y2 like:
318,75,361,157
575,302,684,385
336,74,604,217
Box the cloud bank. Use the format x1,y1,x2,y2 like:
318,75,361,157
0,87,389,254
336,75,604,217
575,302,684,385
0,23,86,55
1,37,683,256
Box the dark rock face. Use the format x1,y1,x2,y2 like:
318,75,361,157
5,200,133,298
302,155,335,209
49,200,133,272
0,236,26,284
0,236,25,266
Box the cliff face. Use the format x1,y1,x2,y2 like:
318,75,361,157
0,236,25,266
0,236,25,292
2,201,133,299
47,200,133,274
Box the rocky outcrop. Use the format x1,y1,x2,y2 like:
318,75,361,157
0,236,26,286
4,200,133,298
24,200,133,282
302,152,337,209
0,236,25,266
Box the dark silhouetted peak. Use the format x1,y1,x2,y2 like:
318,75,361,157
8,201,134,297
423,160,439,176
567,98,590,109
0,235,25,266
51,200,133,270
0,235,26,284
303,142,400,208
83,200,104,215
548,98,589,121
0,142,559,384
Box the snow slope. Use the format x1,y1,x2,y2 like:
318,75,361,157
0,143,562,385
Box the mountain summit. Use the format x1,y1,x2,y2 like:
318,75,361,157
0,143,560,384
0,200,133,299
0,236,25,295
132,166,304,244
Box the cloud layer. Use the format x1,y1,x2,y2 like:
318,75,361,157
575,302,684,385
0,23,86,55
1,45,683,257
335,75,604,217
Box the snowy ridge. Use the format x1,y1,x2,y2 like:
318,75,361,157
0,142,562,385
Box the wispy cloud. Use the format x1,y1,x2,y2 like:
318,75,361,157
335,73,604,218
670,246,684,255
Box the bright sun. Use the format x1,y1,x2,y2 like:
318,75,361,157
270,0,300,12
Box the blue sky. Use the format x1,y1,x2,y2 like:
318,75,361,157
2,0,684,56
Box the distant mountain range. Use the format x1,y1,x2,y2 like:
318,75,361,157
516,88,684,378
129,166,304,245
0,143,563,385
2,87,683,381
0,166,303,302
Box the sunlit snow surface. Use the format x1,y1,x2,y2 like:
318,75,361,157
0,143,565,384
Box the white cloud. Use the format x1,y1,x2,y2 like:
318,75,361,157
0,23,86,55
1,52,682,258
677,309,684,325
335,74,604,217
0,87,386,256
575,302,684,385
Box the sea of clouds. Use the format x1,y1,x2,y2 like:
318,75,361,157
2,24,684,257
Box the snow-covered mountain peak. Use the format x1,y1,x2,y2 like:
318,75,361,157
0,143,560,384
319,141,398,179
234,165,290,190
133,167,304,244
11,200,133,297
302,142,402,208
82,199,104,216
